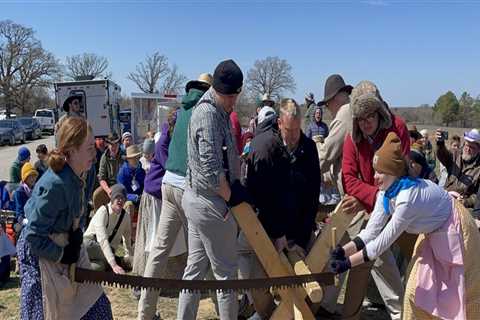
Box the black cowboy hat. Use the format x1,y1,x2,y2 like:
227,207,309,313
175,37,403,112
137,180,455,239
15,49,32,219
317,74,353,106
62,94,83,112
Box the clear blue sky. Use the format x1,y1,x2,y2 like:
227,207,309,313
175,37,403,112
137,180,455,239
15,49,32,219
2,0,479,107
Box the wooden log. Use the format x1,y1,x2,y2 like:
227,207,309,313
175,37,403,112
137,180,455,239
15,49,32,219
286,250,323,303
231,203,315,320
274,201,355,317
305,202,353,273
331,227,339,286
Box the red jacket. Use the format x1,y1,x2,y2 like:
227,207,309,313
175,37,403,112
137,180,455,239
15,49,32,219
342,115,410,212
230,111,242,154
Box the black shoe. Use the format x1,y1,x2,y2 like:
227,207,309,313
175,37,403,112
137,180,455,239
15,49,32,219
238,294,255,319
315,306,341,320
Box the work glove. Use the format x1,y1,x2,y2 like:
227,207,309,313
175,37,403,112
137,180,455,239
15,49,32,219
60,240,81,265
330,244,346,261
227,180,252,208
69,228,84,248
60,228,83,265
329,257,351,274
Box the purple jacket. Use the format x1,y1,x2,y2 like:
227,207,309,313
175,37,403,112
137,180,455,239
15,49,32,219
144,122,171,199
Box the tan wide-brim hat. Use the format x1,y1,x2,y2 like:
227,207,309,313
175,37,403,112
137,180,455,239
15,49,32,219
125,145,142,159
185,73,213,93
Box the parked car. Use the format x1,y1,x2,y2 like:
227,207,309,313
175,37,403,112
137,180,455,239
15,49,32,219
17,117,42,140
0,119,26,146
33,109,56,135
0,110,17,120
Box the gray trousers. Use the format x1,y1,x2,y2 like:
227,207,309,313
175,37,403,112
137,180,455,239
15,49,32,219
177,188,238,320
321,211,403,320
137,183,188,320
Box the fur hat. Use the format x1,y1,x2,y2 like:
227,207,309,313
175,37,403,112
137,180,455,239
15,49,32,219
373,132,407,177
350,81,392,143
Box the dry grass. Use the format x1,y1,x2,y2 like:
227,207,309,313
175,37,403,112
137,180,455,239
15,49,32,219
0,272,391,320
0,273,218,320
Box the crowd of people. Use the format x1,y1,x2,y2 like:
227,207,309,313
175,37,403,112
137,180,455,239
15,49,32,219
1,58,480,320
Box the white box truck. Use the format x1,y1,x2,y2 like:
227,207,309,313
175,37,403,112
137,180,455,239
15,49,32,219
54,79,121,137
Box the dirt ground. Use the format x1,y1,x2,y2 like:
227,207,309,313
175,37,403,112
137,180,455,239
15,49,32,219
0,271,390,320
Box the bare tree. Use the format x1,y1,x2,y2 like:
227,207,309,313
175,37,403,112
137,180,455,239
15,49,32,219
161,64,187,95
246,56,296,101
118,94,132,110
127,52,170,93
235,91,256,126
0,20,61,115
65,53,110,80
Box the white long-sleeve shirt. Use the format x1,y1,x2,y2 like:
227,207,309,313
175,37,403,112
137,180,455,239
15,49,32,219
357,179,452,260
84,203,132,265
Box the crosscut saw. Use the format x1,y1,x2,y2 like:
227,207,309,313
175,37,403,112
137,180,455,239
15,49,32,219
74,268,334,294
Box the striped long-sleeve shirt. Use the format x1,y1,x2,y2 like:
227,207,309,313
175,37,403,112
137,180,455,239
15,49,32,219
186,89,240,195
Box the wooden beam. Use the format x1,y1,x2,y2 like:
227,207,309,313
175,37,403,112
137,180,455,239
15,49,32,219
274,202,355,317
231,203,315,320
305,202,353,273
286,250,323,303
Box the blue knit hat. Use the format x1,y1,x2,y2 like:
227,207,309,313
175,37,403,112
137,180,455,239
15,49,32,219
18,147,31,162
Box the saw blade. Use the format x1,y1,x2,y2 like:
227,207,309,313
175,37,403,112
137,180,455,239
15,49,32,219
75,268,334,294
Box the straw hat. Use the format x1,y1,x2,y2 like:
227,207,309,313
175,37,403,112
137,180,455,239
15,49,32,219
125,145,142,159
185,73,213,93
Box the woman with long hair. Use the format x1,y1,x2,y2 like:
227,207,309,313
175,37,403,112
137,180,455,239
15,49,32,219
23,117,113,319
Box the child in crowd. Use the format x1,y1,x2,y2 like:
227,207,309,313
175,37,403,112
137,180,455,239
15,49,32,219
34,144,48,180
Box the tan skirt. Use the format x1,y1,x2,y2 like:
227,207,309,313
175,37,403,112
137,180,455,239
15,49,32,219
403,200,480,320
132,192,162,275
40,234,103,320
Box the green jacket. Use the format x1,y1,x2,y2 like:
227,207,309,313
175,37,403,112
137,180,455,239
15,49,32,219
165,88,205,176
98,150,123,186
9,160,22,183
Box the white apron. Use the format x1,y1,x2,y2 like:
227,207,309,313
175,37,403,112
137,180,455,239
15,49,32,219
39,233,103,320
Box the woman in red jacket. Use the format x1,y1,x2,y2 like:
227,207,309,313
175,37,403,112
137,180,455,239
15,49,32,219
340,81,410,320
342,83,410,213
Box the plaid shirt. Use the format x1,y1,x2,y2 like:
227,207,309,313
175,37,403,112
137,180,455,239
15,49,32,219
186,89,240,195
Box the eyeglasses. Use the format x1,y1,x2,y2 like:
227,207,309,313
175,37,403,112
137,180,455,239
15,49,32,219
357,112,378,124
